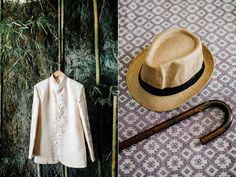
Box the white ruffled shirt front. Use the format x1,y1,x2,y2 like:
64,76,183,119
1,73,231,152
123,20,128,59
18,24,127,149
28,74,95,168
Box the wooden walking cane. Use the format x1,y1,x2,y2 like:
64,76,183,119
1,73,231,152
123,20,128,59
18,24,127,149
119,100,233,151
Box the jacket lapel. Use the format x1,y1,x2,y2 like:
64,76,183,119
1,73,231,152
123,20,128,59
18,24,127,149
50,74,67,92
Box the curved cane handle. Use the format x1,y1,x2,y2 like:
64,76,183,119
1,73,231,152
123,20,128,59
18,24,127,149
198,100,233,144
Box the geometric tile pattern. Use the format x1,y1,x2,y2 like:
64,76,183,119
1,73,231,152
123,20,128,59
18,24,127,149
118,0,236,176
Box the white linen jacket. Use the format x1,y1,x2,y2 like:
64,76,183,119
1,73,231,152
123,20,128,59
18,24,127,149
28,74,95,168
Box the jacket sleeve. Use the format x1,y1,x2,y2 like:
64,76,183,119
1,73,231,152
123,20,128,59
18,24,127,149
28,86,40,159
77,86,95,162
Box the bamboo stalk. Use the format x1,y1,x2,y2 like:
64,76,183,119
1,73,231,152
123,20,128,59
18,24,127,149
60,0,64,71
112,96,118,177
37,164,42,177
58,0,61,70
59,0,68,176
93,0,102,177
93,0,100,86
62,165,68,177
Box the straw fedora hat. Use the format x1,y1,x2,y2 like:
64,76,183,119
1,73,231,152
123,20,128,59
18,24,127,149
126,28,215,112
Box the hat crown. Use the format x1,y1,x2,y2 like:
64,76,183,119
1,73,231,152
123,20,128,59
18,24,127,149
140,28,204,89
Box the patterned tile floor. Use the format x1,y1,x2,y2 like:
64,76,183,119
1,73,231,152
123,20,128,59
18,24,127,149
118,0,236,176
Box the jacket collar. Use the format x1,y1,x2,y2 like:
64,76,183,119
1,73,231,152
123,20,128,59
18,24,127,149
50,74,67,92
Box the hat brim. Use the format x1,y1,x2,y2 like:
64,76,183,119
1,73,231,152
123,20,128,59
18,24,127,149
126,45,215,112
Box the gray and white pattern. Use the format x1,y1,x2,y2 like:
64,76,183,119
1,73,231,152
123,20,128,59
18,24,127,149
118,0,236,176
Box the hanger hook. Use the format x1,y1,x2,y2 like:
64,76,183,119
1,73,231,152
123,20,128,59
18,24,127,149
119,100,233,152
